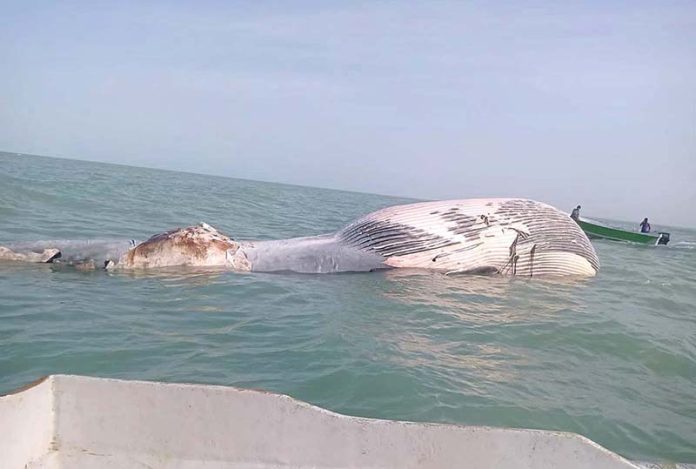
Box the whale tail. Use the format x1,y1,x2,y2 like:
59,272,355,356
0,246,61,263
0,239,134,268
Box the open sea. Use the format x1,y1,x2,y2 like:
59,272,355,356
1,152,695,464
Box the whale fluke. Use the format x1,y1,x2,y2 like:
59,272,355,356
0,246,61,263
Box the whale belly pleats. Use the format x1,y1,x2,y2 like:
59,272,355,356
338,198,599,277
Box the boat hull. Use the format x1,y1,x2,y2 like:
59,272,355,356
0,375,647,468
577,220,669,245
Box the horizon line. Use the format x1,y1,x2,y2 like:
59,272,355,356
1,149,693,231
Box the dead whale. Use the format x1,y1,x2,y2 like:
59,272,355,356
0,198,599,277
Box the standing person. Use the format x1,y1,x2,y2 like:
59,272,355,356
570,205,581,221
640,218,651,233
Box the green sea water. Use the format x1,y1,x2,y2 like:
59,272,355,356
1,152,695,464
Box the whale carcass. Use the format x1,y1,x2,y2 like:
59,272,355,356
0,198,599,277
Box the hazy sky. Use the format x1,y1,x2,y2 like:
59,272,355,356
1,1,695,226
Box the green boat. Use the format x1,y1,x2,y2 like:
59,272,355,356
577,219,670,245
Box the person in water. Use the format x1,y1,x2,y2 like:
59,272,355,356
570,205,581,221
640,218,651,233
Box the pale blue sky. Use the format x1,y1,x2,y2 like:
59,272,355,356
1,1,695,226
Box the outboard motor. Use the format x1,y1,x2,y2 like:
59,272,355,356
657,232,670,245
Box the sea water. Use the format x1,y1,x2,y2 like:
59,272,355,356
1,152,694,463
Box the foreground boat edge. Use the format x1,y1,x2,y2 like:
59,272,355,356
1,375,691,468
